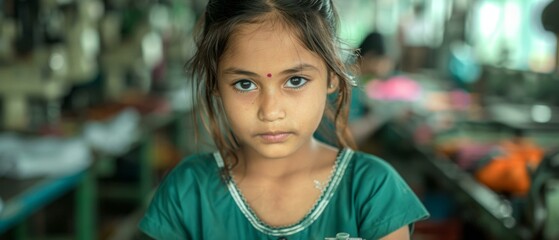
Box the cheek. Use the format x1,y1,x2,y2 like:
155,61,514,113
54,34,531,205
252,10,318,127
219,92,256,128
292,92,328,125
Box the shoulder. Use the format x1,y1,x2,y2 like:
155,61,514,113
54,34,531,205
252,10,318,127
346,150,413,195
139,152,219,239
169,152,218,176
142,152,222,217
157,152,221,191
349,150,398,177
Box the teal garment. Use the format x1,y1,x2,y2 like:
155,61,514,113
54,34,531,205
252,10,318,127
314,87,368,146
139,148,429,240
348,86,368,122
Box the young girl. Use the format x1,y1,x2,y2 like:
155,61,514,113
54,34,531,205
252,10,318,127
139,0,429,239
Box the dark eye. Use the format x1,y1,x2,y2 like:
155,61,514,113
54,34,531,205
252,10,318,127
233,80,257,91
285,76,308,88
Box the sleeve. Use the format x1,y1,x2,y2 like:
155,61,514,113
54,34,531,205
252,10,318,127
138,160,196,240
354,154,430,239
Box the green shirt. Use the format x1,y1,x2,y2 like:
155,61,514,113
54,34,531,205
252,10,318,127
139,148,429,240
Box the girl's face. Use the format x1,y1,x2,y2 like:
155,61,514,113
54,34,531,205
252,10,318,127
217,22,334,159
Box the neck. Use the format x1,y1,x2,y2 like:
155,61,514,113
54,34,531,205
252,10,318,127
233,139,330,180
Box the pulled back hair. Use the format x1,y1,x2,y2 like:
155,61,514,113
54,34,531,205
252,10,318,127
187,0,357,180
358,32,386,57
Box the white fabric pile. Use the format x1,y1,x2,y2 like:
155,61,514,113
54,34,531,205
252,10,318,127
0,133,92,179
82,108,140,156
0,108,140,179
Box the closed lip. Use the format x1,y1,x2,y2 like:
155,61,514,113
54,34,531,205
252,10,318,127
256,131,292,143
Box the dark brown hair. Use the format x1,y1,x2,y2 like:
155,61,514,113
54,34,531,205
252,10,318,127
187,0,356,180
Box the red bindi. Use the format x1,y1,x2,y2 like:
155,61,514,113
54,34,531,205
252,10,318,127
266,73,272,78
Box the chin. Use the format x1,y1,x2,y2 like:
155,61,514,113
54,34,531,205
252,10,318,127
247,143,302,160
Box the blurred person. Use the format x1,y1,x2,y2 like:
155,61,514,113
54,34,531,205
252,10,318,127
348,32,397,145
357,32,395,80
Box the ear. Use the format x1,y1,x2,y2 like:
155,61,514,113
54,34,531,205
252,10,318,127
327,72,339,94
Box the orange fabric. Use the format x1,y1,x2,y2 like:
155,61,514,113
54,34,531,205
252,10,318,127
475,138,544,196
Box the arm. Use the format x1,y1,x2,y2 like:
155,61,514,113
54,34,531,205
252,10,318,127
380,226,410,240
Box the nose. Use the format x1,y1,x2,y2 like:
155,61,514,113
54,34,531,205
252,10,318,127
257,90,285,122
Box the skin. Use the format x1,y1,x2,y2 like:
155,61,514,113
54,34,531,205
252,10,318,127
218,22,335,161
216,20,409,239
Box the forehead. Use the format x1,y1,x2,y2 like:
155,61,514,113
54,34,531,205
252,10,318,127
219,21,325,71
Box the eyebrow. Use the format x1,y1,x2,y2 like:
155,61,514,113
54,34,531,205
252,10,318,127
222,63,320,77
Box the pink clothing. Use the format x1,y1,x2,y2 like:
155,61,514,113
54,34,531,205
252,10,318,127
365,76,422,102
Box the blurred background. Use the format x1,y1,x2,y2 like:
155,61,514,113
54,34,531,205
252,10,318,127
0,0,558,239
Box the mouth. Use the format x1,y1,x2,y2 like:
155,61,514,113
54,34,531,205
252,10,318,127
257,132,292,143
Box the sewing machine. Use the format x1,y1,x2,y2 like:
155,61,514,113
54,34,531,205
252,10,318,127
0,0,102,131
527,150,559,239
99,3,163,100
59,0,103,82
0,47,68,130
